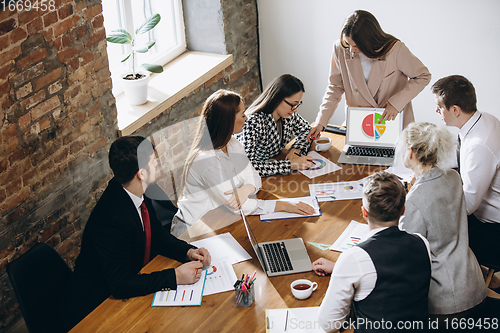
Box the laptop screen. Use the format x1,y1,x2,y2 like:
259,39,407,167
239,209,268,272
346,107,402,147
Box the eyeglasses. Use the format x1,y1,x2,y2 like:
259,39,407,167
283,99,302,111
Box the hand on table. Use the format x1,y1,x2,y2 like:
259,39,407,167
381,102,399,121
175,261,203,285
187,247,211,266
224,184,255,209
288,154,314,170
275,201,316,215
307,124,324,143
312,257,335,276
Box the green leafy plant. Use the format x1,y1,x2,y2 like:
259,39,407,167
106,13,164,79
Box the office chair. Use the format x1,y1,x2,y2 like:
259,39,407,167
7,242,73,333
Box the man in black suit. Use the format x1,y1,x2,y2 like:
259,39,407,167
62,136,210,329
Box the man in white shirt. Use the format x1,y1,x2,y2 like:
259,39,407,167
313,171,431,332
432,75,500,274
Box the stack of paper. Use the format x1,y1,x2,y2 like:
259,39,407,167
330,220,371,252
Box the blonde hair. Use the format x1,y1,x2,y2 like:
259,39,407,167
395,122,454,171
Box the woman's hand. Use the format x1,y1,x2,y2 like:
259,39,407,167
307,124,324,143
381,102,399,121
288,154,314,170
312,257,335,276
224,184,255,209
275,201,316,215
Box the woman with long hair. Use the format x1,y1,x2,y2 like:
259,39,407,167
237,74,314,177
308,10,431,140
397,122,487,319
171,89,314,237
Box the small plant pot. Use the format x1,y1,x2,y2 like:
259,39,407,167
121,71,150,105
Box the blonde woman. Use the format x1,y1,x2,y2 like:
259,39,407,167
397,122,486,318
171,90,314,237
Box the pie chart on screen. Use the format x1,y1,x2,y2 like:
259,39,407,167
362,112,386,139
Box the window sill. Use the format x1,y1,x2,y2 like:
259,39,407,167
116,51,233,136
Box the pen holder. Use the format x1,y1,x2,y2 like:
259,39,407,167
234,284,255,307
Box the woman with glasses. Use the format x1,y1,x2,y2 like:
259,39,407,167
308,10,431,141
397,122,487,320
236,74,314,177
171,89,315,236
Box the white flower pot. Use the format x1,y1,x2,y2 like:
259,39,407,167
121,71,150,105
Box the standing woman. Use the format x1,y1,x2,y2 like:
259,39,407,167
397,122,486,319
171,90,315,237
237,74,314,177
308,10,431,140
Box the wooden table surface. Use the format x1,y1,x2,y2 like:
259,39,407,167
70,132,386,333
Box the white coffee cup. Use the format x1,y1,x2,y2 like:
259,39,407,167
290,279,318,300
314,137,332,152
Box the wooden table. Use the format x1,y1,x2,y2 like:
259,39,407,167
70,132,386,333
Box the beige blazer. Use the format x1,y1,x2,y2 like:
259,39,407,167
315,40,431,128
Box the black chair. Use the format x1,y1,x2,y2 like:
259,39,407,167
7,243,73,333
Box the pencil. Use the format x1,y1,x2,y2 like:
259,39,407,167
182,290,185,301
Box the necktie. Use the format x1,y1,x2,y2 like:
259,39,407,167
456,135,461,174
140,202,151,266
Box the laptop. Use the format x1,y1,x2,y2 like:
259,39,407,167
337,107,403,166
239,210,312,277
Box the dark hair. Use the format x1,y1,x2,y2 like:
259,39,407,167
246,74,305,115
431,75,477,113
109,136,155,184
180,90,242,192
340,10,399,59
363,171,406,223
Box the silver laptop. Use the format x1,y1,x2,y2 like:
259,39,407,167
240,210,312,277
337,107,403,166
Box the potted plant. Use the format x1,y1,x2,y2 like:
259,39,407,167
106,14,164,105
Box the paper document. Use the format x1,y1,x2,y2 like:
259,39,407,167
152,270,207,307
309,179,366,202
191,232,251,264
330,220,371,252
266,307,322,333
202,257,238,296
299,151,342,179
259,196,320,221
385,166,414,184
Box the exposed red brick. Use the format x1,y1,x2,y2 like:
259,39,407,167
0,18,16,35
90,137,107,154
9,149,27,165
53,36,62,50
38,117,51,132
0,188,6,204
0,34,9,52
2,123,17,142
0,45,21,68
18,112,31,129
15,82,33,100
92,15,104,29
0,63,13,82
0,6,15,21
70,139,84,154
84,4,103,20
58,45,81,63
43,11,59,28
54,16,79,38
7,206,25,225
85,28,106,48
22,167,38,186
17,48,47,69
20,90,45,109
9,27,27,45
33,68,61,91
12,61,43,87
80,51,94,65
0,188,30,215
228,67,247,84
6,179,22,196
68,57,79,70
19,9,39,26
31,96,61,121
205,71,223,88
4,136,18,155
48,80,63,95
27,17,43,36
41,27,53,42
76,25,86,38
58,3,73,20
61,34,72,48
53,147,69,164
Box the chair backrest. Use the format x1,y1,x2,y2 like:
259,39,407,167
7,243,73,333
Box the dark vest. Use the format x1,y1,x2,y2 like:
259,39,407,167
352,226,431,333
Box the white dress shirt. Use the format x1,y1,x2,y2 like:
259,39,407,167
175,137,275,227
123,187,144,230
459,111,500,223
318,227,431,332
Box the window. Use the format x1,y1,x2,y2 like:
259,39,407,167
102,0,186,96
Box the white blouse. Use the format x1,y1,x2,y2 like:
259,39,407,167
174,137,275,227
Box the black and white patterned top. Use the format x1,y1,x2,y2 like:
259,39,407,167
236,111,311,177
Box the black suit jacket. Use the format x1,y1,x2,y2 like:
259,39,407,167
62,178,194,329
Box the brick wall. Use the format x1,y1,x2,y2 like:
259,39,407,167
0,0,261,330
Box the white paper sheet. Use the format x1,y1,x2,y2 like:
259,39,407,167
385,166,414,184
308,179,366,202
266,307,322,333
191,232,251,264
330,220,371,252
152,270,207,306
202,257,239,296
259,196,320,221
298,151,342,179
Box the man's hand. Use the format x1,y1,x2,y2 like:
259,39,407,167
187,247,211,266
175,261,203,285
312,257,335,276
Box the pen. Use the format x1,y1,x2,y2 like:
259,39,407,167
190,290,193,301
182,290,186,301
285,310,289,331
195,268,198,276
294,152,316,165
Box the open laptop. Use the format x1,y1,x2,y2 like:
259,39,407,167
337,107,403,166
240,210,312,277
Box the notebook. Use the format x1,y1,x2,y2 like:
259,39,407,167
240,209,312,277
337,107,403,166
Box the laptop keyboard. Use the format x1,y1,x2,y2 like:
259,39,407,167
262,242,293,273
346,146,395,158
